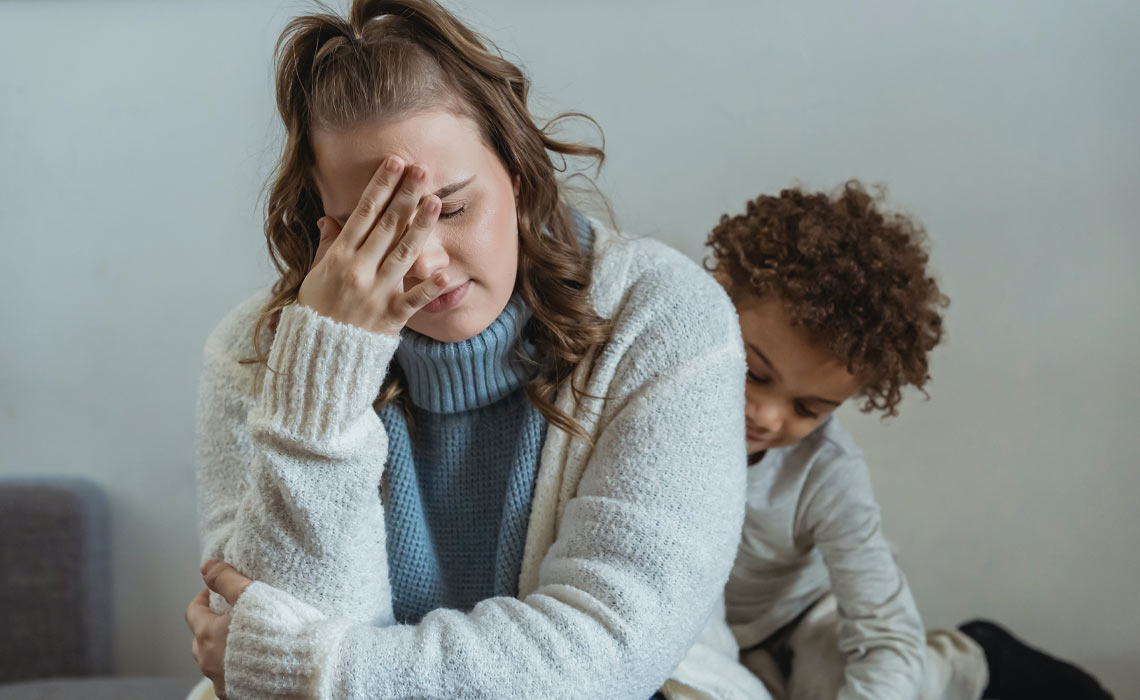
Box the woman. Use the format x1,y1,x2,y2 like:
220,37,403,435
184,1,768,698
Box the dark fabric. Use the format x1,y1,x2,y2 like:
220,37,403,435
0,477,111,682
958,620,1115,700
0,677,194,700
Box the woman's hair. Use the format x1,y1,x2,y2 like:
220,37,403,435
706,180,949,417
248,0,613,440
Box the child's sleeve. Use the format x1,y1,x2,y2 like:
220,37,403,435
194,300,399,626
798,450,927,700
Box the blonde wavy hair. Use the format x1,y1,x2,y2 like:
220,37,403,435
247,0,614,440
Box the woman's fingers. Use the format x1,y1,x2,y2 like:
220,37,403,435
185,575,229,699
185,588,212,638
201,560,253,607
297,157,447,335
312,216,342,267
359,164,430,266
396,270,450,319
376,194,441,284
335,156,406,251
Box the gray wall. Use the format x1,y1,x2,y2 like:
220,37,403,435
1,0,1137,694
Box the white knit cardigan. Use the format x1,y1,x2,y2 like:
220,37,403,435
195,219,771,700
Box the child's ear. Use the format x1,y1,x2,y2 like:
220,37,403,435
713,266,733,288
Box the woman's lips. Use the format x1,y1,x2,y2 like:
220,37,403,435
422,280,470,313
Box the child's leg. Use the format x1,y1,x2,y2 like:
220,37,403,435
782,595,846,700
920,628,989,700
781,595,988,700
739,645,789,700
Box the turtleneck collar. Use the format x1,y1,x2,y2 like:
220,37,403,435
395,293,538,414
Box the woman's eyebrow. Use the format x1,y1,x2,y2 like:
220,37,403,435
433,175,475,199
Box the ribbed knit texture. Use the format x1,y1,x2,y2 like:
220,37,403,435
381,293,547,623
260,302,399,446
395,294,538,414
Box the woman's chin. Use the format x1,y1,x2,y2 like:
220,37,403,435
407,286,515,344
408,308,492,344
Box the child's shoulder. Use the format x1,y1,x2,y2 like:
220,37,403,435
811,416,862,460
780,416,862,466
779,418,882,535
775,416,871,490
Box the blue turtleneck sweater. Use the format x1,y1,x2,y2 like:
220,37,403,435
379,293,548,624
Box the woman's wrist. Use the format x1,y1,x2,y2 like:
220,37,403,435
224,581,348,699
252,303,400,445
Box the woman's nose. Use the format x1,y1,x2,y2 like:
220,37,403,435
404,232,450,287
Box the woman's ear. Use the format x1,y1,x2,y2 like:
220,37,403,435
512,173,521,200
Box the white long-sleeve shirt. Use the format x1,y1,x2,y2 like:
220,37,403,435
194,219,770,700
724,416,926,700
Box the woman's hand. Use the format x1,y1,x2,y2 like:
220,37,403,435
298,156,447,335
185,559,254,700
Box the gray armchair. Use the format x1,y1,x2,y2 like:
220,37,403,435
0,476,194,699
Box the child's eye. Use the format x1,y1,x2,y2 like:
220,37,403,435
439,204,467,220
747,371,771,385
793,401,818,419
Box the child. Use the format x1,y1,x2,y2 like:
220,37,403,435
706,182,1113,700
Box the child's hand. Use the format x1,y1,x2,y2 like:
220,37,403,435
297,156,446,336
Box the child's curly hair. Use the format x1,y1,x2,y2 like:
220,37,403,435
706,180,949,417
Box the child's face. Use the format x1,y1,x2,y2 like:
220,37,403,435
733,295,862,455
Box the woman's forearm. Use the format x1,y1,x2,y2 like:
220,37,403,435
196,300,400,623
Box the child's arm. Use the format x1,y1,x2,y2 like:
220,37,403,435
798,449,926,700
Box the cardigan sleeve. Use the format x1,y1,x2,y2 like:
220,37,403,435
195,300,399,626
220,301,751,700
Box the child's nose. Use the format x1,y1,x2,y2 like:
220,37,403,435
747,399,783,435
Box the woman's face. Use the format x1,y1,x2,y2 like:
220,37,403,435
311,110,520,343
